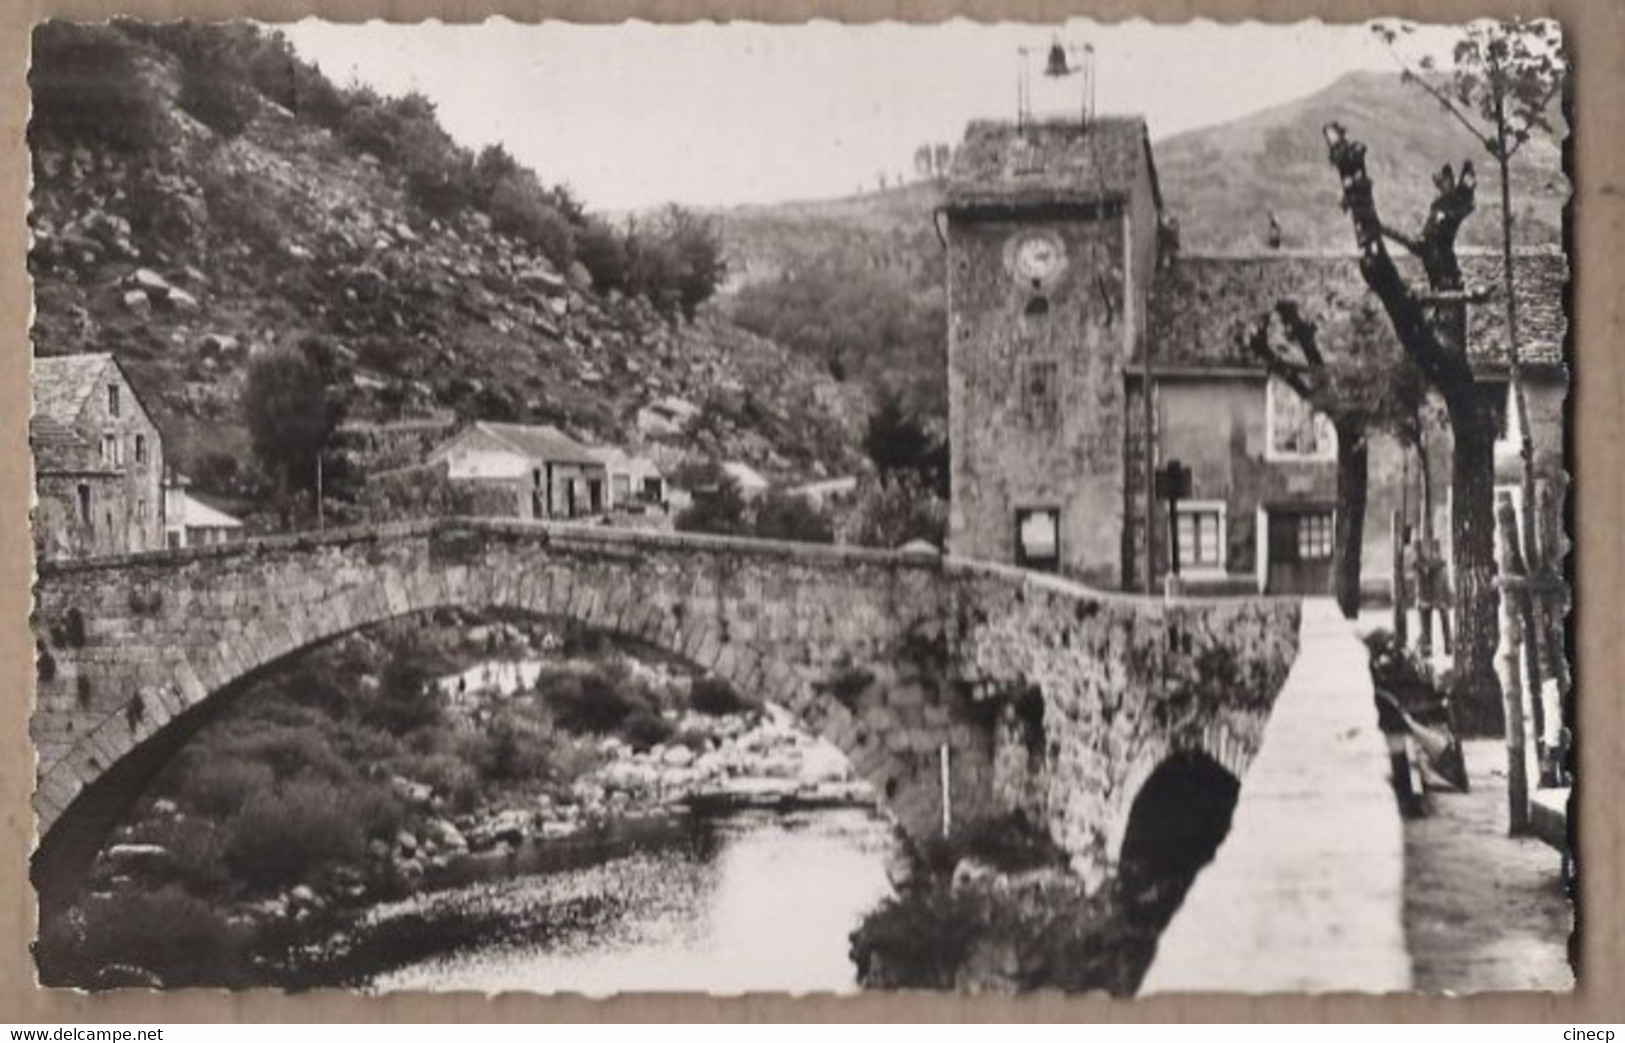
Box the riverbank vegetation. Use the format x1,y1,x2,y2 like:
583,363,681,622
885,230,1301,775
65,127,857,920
35,608,835,990
850,806,1230,995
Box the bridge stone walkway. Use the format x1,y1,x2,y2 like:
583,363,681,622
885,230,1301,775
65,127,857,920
1142,599,1410,993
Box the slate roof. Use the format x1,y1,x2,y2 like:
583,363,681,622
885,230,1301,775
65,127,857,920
1143,249,1568,374
29,415,94,472
33,353,113,424
472,422,603,467
945,117,1158,212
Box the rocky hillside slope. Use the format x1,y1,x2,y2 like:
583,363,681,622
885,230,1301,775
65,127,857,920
28,24,867,497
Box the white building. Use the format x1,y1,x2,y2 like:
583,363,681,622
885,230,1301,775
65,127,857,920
584,445,667,512
162,475,243,548
426,421,609,519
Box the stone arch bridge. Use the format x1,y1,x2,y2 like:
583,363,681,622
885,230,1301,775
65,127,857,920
31,519,1300,893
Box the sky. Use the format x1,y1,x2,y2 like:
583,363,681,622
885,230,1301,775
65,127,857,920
280,19,1465,214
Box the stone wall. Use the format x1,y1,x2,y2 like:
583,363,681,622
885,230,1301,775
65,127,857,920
950,563,1301,889
32,519,1301,890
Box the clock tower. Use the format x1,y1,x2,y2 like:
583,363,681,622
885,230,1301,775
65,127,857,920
942,117,1162,588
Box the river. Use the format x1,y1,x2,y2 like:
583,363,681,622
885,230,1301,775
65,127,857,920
363,805,899,995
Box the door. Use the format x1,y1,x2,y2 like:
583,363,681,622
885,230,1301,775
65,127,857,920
1265,507,1335,595
588,479,604,515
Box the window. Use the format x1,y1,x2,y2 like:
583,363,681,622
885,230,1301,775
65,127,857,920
100,435,120,467
1023,359,1059,425
108,384,120,417
76,484,91,525
1174,501,1227,573
1297,511,1334,560
1015,507,1061,571
1265,377,1336,461
1022,295,1050,327
134,433,147,465
612,474,631,502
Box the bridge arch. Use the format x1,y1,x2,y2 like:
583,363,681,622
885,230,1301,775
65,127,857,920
32,522,1009,892
1100,716,1263,869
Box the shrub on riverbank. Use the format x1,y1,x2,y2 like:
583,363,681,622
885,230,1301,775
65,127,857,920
850,813,1172,995
42,607,771,988
225,777,403,891
689,676,753,716
37,886,254,990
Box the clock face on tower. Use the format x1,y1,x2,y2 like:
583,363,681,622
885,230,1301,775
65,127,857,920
1009,232,1066,283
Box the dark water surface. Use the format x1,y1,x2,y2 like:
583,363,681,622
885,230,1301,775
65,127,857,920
364,806,898,994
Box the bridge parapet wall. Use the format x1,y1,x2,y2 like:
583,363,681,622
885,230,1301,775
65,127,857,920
32,519,1302,890
1140,601,1410,993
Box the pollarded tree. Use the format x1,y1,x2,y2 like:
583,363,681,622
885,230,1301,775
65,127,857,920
1240,298,1427,619
1376,18,1565,581
1323,124,1504,733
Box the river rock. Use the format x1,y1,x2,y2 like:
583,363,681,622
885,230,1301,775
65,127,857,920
128,267,170,294
539,820,578,840
661,745,696,768
103,843,174,875
796,744,850,785
390,775,433,806
166,287,200,312
122,288,151,313
423,818,467,852
480,808,533,845
289,884,318,907
395,830,419,856
150,798,178,816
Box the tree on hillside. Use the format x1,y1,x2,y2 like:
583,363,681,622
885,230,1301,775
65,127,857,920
1240,298,1428,618
653,204,726,321
752,491,835,544
243,342,339,523
1323,123,1503,733
673,463,748,537
863,390,947,496
28,23,169,153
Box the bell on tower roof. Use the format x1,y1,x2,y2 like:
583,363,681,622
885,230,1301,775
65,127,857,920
1017,37,1096,131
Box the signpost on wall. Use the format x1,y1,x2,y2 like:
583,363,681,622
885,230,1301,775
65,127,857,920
1155,459,1192,590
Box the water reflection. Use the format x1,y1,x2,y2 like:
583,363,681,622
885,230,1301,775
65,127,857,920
370,806,897,995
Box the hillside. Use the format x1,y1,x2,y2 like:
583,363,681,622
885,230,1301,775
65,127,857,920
1153,70,1567,254
27,23,868,507
714,69,1565,280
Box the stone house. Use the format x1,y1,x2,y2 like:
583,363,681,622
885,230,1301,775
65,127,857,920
31,353,166,560
944,117,1567,597
427,421,609,520
1139,249,1567,596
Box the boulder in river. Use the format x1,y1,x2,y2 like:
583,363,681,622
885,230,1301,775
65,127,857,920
103,843,174,875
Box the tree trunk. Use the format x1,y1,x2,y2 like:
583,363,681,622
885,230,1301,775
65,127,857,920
1416,439,1436,660
1333,420,1367,619
1449,414,1505,736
